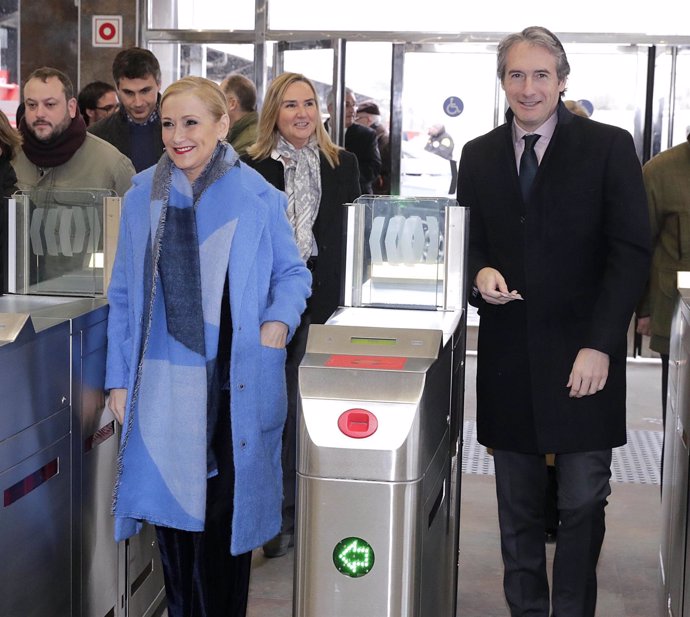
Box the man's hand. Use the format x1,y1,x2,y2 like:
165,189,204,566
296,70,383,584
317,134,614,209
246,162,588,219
260,321,288,349
475,267,523,305
636,316,651,336
108,388,128,425
566,348,609,398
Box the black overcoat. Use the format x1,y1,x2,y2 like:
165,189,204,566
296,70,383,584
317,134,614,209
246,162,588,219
457,103,651,453
242,150,360,324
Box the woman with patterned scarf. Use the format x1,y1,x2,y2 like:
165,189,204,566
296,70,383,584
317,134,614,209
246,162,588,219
105,76,311,617
243,72,360,558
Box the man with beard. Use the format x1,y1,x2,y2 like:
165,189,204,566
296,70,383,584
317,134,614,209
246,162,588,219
12,67,134,194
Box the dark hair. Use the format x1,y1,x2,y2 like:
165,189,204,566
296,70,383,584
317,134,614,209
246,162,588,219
112,47,161,86
220,73,257,112
24,67,74,101
77,81,116,120
497,26,570,85
0,108,22,160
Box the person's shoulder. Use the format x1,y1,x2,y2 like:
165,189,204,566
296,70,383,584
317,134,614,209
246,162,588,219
87,111,124,136
335,149,359,170
237,159,283,199
82,133,132,164
348,123,376,138
463,123,508,151
564,114,630,142
644,139,690,172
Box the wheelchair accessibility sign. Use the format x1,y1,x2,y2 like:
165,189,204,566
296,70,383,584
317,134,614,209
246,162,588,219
443,96,464,117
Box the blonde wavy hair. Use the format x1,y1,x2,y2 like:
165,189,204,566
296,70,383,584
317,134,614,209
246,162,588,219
246,72,341,169
161,76,229,123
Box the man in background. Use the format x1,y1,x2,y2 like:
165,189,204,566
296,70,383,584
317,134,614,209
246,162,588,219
327,87,381,194
356,99,390,194
425,123,454,160
89,47,164,172
636,133,690,423
77,81,119,127
220,73,258,156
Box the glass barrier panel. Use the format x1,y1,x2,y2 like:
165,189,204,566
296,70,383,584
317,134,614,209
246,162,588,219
346,195,464,311
10,189,118,297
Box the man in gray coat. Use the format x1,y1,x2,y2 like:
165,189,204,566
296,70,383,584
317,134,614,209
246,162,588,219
457,27,650,617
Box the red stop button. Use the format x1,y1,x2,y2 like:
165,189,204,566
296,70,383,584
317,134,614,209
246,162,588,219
337,408,378,439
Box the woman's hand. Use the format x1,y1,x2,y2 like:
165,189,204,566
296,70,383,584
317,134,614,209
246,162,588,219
260,321,288,349
108,388,128,425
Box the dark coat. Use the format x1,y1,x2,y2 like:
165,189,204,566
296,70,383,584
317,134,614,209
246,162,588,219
0,158,18,293
242,150,360,324
344,123,381,195
88,106,164,172
457,102,651,454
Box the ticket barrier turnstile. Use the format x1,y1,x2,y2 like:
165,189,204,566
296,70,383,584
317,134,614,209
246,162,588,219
295,314,464,617
2,188,166,617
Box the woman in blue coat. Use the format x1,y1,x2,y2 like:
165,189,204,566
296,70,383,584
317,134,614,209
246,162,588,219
105,76,311,617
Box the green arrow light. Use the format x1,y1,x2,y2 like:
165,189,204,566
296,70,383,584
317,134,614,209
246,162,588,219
333,537,375,578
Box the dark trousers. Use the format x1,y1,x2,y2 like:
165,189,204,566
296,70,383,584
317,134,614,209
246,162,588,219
279,310,311,534
493,448,612,617
156,391,252,617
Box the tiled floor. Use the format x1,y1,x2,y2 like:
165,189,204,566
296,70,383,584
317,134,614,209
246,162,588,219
244,355,665,617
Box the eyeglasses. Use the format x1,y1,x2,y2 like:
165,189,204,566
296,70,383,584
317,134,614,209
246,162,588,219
95,104,119,113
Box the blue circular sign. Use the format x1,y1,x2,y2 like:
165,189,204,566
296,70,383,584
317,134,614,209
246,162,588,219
443,96,464,117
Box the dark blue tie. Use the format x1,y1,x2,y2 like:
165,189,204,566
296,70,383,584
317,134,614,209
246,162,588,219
519,133,540,202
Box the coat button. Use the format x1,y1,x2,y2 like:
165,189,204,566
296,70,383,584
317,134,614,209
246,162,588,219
520,216,526,223
239,439,247,449
238,383,245,391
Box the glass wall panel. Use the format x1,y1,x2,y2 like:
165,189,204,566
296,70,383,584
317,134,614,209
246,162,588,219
0,0,19,125
269,0,690,36
673,51,690,146
564,44,649,156
654,48,690,153
400,47,496,196
281,48,335,112
149,42,255,89
149,0,254,30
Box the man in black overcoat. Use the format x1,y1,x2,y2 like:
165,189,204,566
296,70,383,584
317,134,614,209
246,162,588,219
326,87,381,194
457,26,651,617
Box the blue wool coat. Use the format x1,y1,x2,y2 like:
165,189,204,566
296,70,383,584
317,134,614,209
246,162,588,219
106,160,311,554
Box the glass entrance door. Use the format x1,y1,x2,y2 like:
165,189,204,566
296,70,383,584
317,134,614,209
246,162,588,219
400,44,499,197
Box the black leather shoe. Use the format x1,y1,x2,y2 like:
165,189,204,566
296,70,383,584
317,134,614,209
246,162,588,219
262,533,294,558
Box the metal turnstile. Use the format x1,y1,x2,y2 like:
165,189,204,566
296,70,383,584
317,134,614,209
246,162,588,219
660,274,690,617
2,189,165,617
294,196,468,617
0,302,165,616
295,315,464,617
0,311,72,617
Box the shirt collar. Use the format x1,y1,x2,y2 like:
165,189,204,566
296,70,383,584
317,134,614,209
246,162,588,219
127,108,159,126
512,109,558,145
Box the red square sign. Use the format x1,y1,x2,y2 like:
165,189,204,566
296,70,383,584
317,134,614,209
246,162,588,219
93,16,123,48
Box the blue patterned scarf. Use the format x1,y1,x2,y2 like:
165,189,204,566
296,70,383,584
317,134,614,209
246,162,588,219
113,143,240,535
